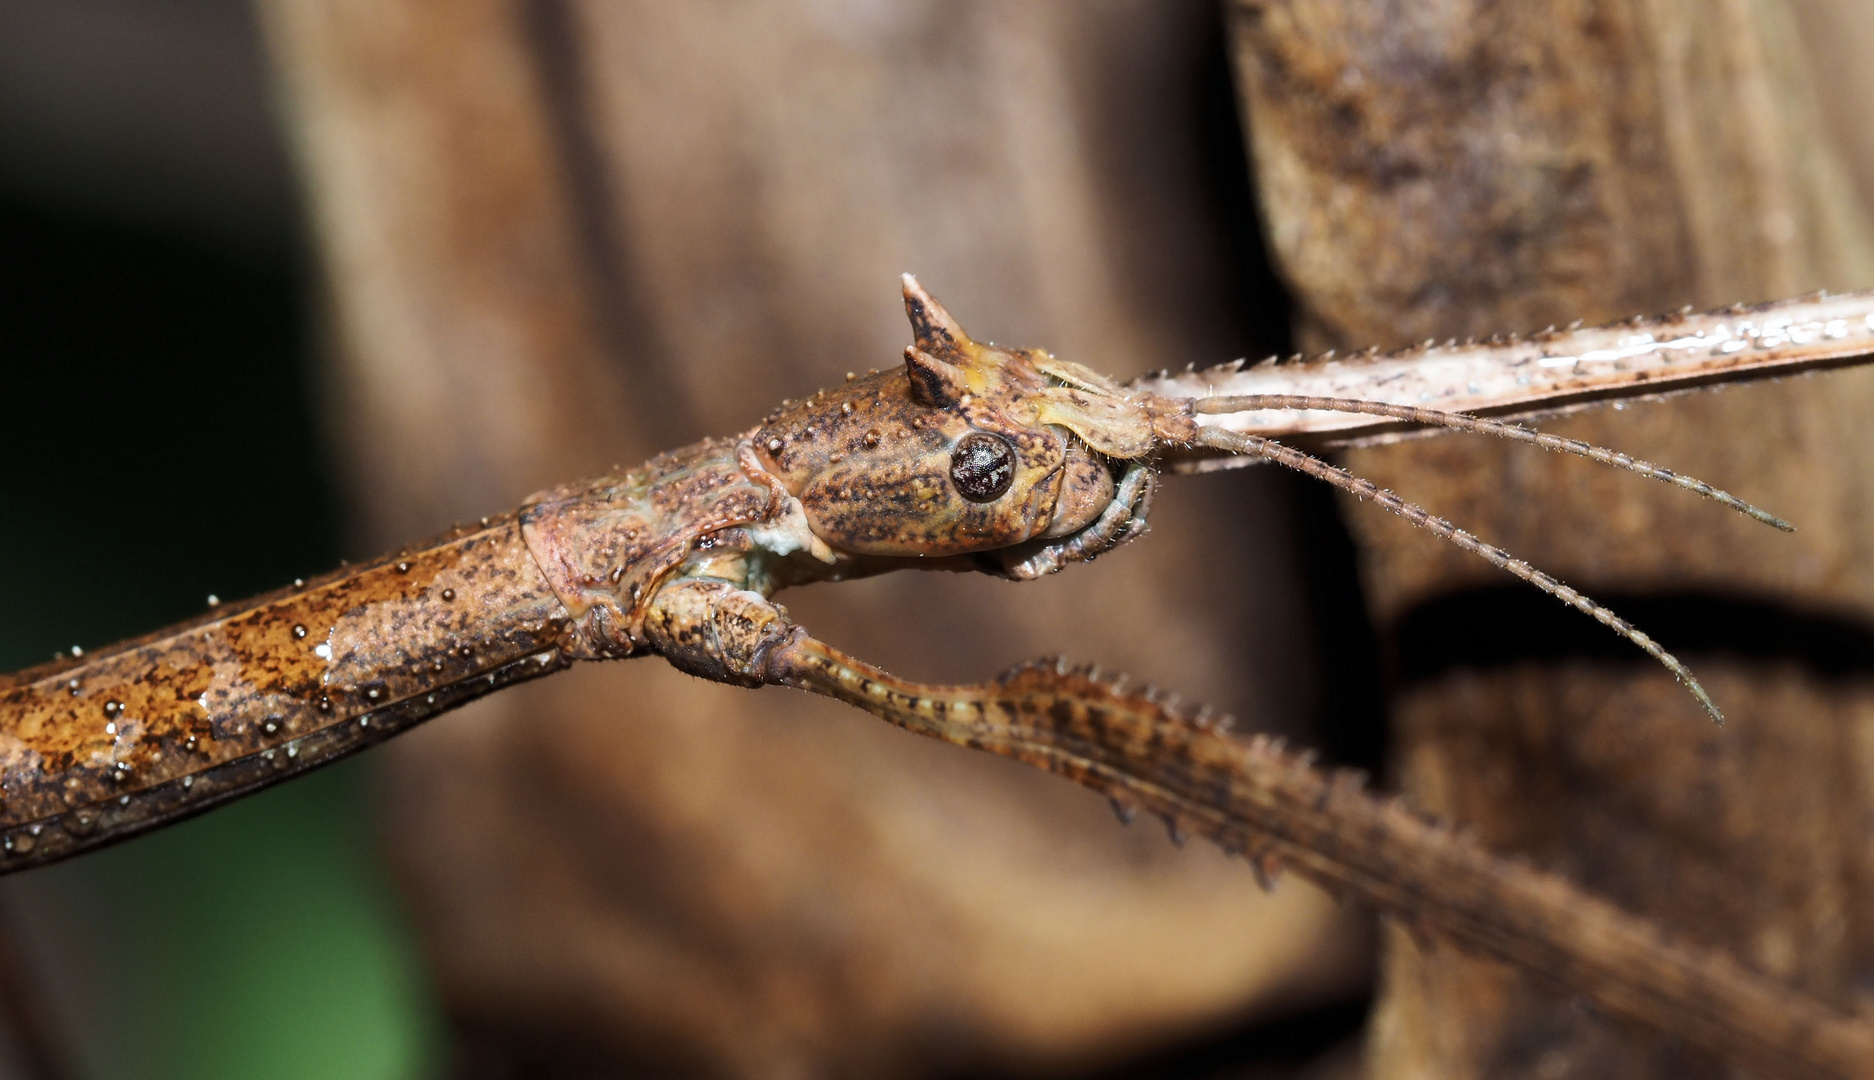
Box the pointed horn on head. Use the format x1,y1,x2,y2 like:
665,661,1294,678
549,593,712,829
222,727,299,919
904,346,969,407
901,273,972,362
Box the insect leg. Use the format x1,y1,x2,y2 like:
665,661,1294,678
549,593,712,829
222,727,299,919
759,635,1873,1080
641,576,802,687
1189,394,1791,530
998,462,1155,580
1191,426,1723,724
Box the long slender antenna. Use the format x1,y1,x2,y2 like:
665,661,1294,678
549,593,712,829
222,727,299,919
1190,394,1792,531
1191,425,1723,724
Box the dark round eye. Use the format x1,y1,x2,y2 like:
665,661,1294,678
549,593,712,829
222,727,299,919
950,432,1015,502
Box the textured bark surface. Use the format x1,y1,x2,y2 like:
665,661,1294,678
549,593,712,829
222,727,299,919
259,1,1368,1076
1228,1,1874,1077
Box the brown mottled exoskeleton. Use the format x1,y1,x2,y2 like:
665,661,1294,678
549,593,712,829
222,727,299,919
6,277,1874,1078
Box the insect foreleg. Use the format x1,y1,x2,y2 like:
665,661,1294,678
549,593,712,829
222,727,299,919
1188,393,1791,530
997,462,1156,580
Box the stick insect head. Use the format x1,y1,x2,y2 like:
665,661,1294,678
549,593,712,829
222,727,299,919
751,276,1160,563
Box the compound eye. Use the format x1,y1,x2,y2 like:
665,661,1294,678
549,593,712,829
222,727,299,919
950,432,1015,502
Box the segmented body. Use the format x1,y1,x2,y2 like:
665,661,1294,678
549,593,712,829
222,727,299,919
521,436,792,658
0,436,792,871
0,516,565,868
4,281,1874,1078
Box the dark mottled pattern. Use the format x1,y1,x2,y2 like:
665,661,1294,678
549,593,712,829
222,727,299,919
0,519,569,869
0,280,1127,875
755,369,1066,557
519,437,782,657
767,637,1874,1080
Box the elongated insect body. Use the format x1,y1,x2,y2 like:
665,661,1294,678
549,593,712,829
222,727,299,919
0,437,816,868
520,437,795,658
5,277,1874,1078
0,518,571,867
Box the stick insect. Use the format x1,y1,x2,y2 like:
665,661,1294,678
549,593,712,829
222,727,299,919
5,277,1874,1078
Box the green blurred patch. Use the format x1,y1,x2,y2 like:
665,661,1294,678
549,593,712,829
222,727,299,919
14,762,438,1080
0,199,440,1079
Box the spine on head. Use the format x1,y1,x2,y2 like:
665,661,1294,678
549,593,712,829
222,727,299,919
901,274,974,407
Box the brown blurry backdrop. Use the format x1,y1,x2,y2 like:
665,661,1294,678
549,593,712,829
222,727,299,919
258,1,1372,1075
2,2,1874,1078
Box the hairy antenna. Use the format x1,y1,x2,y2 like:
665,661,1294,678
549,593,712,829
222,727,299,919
1191,425,1723,725
1191,394,1792,531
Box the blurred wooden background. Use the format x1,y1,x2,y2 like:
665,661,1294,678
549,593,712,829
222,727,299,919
1230,1,1874,1078
260,2,1370,1077
257,0,1874,1076
3,1,1874,1077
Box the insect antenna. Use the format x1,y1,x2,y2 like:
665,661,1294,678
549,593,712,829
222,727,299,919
1190,394,1792,531
1190,425,1724,725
